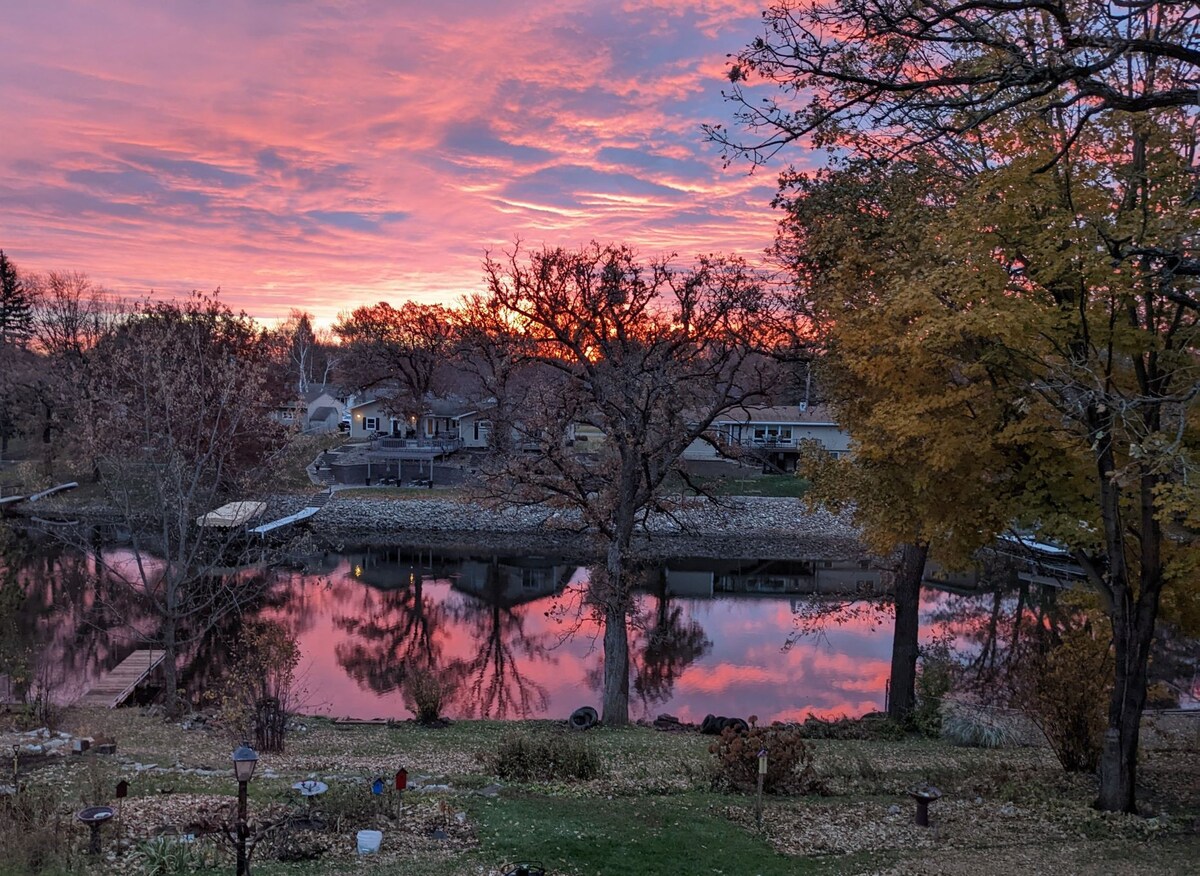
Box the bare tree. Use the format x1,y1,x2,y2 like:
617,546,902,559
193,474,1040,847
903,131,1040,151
477,243,777,725
269,310,339,394
333,301,454,418
24,271,120,477
76,293,289,716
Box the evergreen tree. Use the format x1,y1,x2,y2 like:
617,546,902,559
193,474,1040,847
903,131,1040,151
0,251,33,349
0,250,33,456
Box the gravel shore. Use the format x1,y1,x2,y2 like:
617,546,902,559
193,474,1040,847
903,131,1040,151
23,490,866,560
309,493,865,560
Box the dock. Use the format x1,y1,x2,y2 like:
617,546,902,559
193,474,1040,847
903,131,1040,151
248,505,321,537
28,482,79,502
246,489,332,537
78,649,166,708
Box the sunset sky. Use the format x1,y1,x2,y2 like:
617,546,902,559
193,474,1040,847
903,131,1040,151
0,1,791,324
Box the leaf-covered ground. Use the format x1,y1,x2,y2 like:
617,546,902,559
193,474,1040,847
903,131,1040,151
2,709,1196,875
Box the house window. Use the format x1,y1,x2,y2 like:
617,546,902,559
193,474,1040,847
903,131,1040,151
473,421,480,441
753,426,791,443
364,417,378,432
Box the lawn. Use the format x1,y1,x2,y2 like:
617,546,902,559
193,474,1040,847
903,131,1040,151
2,711,1196,876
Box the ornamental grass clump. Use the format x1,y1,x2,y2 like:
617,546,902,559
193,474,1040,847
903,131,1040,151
709,718,825,795
940,701,1022,749
492,730,603,782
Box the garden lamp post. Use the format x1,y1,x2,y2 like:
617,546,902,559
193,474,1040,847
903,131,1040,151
232,744,258,876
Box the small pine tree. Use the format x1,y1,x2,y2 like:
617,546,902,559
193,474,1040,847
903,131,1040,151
0,250,33,349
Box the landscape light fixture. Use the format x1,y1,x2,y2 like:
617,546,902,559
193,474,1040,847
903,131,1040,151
231,744,258,876
232,744,258,783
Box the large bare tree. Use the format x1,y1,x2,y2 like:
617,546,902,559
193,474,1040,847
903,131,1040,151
477,243,777,725
78,294,288,716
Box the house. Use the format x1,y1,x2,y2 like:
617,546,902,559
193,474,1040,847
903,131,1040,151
454,407,492,449
683,404,850,470
346,395,412,439
272,385,346,434
346,394,482,442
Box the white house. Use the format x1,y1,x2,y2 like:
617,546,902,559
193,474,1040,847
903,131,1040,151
272,385,346,434
346,394,483,443
683,404,850,468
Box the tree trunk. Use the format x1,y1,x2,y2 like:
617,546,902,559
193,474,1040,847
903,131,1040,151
600,537,632,727
161,615,180,718
602,598,630,726
1089,420,1165,813
887,541,928,722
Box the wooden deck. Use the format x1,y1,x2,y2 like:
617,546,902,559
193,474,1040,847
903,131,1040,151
78,649,166,708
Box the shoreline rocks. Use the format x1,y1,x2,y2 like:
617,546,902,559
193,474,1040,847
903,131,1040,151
23,492,867,560
311,494,864,560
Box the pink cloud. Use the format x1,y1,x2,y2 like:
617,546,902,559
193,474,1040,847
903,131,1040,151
0,1,794,323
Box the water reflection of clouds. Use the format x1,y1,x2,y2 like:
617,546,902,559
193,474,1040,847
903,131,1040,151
259,554,911,722
21,547,1099,721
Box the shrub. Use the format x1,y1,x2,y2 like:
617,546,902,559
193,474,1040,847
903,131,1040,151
0,784,81,875
1013,626,1112,772
212,620,299,753
708,719,825,795
795,713,900,740
404,666,452,724
910,637,955,736
492,730,603,782
316,781,381,832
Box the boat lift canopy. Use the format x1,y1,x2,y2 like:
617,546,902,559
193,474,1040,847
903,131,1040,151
196,501,267,528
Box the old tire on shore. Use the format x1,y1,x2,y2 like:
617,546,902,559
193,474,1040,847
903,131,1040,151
569,706,598,730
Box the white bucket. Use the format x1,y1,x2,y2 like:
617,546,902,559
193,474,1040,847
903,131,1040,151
356,830,383,854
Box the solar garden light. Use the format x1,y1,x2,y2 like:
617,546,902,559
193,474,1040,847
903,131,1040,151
755,749,768,829
231,744,258,876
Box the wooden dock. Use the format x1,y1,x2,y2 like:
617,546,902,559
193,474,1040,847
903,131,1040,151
78,649,166,708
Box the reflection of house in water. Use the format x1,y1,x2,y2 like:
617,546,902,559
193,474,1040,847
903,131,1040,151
922,561,981,592
345,548,459,590
454,558,575,606
341,547,574,605
665,558,883,598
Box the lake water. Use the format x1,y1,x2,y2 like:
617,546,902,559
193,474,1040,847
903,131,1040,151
9,542,1115,722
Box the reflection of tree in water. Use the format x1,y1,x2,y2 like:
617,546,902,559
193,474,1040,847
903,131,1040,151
177,569,281,705
14,542,145,701
632,577,711,708
925,575,1067,700
334,574,449,696
259,552,348,640
443,560,555,719
579,565,712,715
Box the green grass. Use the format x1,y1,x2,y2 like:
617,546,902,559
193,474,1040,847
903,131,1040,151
468,792,818,876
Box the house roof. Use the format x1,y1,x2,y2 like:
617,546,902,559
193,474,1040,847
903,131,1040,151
309,405,339,423
711,404,839,427
349,394,480,418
